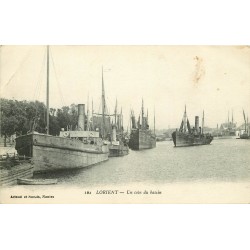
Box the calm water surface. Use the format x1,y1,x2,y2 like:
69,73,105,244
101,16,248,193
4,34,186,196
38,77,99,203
34,139,250,188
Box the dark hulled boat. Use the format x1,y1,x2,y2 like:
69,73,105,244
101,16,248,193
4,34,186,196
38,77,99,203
240,109,250,139
240,133,249,139
128,100,156,150
129,129,156,150
172,106,213,147
214,111,240,139
15,47,109,172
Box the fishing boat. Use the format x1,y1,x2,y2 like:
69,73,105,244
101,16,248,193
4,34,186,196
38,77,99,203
92,68,129,157
215,111,240,139
240,109,250,139
108,98,129,157
15,46,109,172
172,106,213,147
17,178,57,185
128,100,156,150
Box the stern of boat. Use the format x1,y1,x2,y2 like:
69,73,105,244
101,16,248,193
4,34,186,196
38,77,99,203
172,131,177,147
15,134,34,157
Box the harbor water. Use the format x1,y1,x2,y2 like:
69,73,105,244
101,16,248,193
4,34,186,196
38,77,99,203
31,139,250,187
1,139,250,188
1,139,250,203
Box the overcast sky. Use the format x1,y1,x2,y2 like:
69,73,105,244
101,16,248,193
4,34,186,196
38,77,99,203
1,45,250,129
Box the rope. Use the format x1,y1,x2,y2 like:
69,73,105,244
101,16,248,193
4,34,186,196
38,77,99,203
32,47,46,102
0,48,33,92
29,47,47,131
50,48,66,107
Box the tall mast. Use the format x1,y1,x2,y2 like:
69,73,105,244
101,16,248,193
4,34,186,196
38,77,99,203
46,45,50,134
101,67,106,138
141,98,144,129
243,109,246,132
120,107,123,130
247,116,249,135
91,98,94,130
154,107,155,135
183,105,187,132
114,98,117,126
232,110,234,124
147,109,148,127
0,46,2,137
130,109,132,131
202,110,204,134
87,94,89,131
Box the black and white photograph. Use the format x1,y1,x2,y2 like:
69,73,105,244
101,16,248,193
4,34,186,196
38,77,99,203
0,45,249,203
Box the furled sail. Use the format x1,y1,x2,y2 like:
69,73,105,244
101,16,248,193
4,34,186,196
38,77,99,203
187,118,191,133
179,120,184,130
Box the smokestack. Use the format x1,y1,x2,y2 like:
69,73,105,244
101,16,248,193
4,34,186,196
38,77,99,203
131,111,136,129
195,116,199,132
78,104,85,131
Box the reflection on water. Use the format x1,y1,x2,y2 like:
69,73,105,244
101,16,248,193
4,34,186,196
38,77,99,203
32,139,250,188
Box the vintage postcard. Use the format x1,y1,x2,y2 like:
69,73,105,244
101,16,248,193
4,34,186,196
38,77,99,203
0,45,249,203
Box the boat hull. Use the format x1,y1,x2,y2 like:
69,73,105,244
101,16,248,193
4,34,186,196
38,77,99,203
109,144,129,157
15,133,109,173
129,129,156,150
172,131,213,147
240,133,250,139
